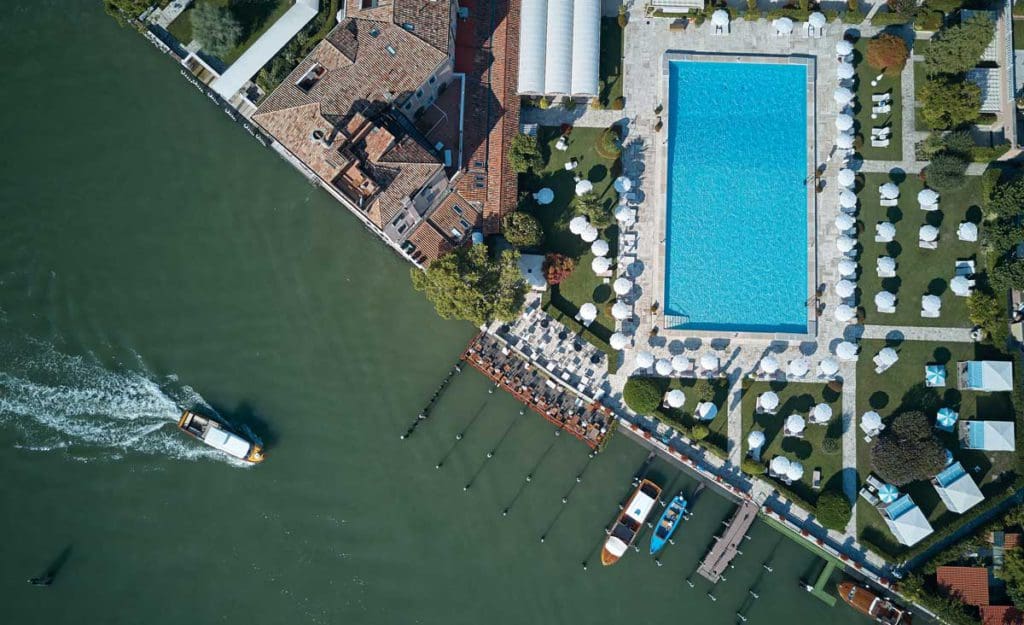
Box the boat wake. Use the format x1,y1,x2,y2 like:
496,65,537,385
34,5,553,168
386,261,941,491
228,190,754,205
0,343,242,465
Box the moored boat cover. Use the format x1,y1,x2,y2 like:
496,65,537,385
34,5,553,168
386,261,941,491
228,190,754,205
605,537,628,558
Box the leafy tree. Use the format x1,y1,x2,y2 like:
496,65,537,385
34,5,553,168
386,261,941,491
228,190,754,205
410,245,527,326
898,572,925,602
542,253,575,285
599,126,622,157
507,134,543,174
888,0,917,17
925,152,968,191
501,212,543,248
1001,546,1024,608
104,0,151,25
573,191,613,228
822,436,841,454
870,411,947,485
992,258,1024,294
690,423,709,440
923,15,995,76
968,291,1007,344
692,379,715,403
866,33,910,76
816,491,852,531
989,177,1024,220
940,130,975,157
623,377,663,415
192,2,243,58
741,458,766,475
920,76,981,129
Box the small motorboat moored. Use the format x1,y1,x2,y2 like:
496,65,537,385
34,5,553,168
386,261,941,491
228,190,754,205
650,492,687,555
178,410,265,463
601,479,662,566
838,581,911,625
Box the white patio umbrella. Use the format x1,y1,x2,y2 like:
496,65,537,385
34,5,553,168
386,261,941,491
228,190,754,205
613,176,632,194
712,9,730,27
951,275,971,296
877,256,897,274
609,332,629,350
812,403,834,423
671,354,689,372
569,215,589,234
919,225,939,242
838,259,858,278
748,430,766,450
575,179,593,196
591,239,609,257
614,204,634,225
836,132,855,150
877,221,896,240
837,62,856,80
958,221,978,242
819,357,840,377
918,188,939,206
665,389,686,408
579,302,598,322
760,355,780,374
611,301,632,320
839,189,858,209
534,187,554,205
770,455,791,476
860,411,883,434
775,17,794,34
836,341,859,361
613,277,632,296
836,40,854,56
788,358,811,378
591,256,610,274
834,303,856,322
835,113,855,132
922,294,942,312
786,461,805,481
700,353,720,372
880,182,899,199
655,358,673,376
581,224,599,243
760,391,780,411
696,402,718,421
835,279,856,298
635,350,655,369
838,168,856,188
809,12,827,28
833,87,854,105
835,213,856,231
877,347,899,366
836,236,856,253
875,291,897,309
786,414,806,434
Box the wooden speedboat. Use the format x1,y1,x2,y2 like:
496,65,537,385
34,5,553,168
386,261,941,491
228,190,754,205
178,410,264,463
650,492,687,555
838,581,911,625
601,479,662,565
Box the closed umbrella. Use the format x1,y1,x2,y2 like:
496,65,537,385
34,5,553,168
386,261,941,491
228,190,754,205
834,304,856,322
878,484,900,504
835,213,856,231
534,187,554,205
837,62,855,80
700,353,720,372
696,402,718,421
833,87,854,105
609,332,629,350
786,414,806,435
665,389,686,408
581,224,599,243
569,215,589,234
747,430,766,450
876,222,896,240
819,358,840,377
789,358,811,378
838,168,856,188
919,225,939,242
922,294,941,312
836,132,855,149
579,302,598,322
937,407,959,429
877,347,898,366
671,354,689,372
575,179,593,196
812,403,833,423
951,275,971,296
861,411,883,434
839,189,858,209
759,391,780,411
655,358,673,376
836,341,859,361
836,40,854,56
957,221,978,242
877,256,896,274
613,277,632,296
880,182,899,199
838,259,858,278
786,461,805,482
835,279,856,298
835,113,854,131
809,11,827,28
611,301,632,320
775,17,794,34
875,290,896,309
591,256,610,274
591,239,609,257
712,9,729,27
918,188,939,206
836,236,856,253
770,456,791,476
635,351,655,369
760,355,780,374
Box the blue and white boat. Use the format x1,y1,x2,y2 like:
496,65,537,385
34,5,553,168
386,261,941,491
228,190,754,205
649,493,687,555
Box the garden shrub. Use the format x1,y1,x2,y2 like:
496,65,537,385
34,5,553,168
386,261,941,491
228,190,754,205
501,212,544,248
968,291,1007,344
611,96,625,110
888,0,916,16
689,424,709,441
925,152,968,192
192,2,242,57
842,10,866,23
822,436,841,455
871,411,947,485
741,458,766,475
542,253,574,285
538,97,550,110
847,0,859,11
914,9,943,31
981,167,1003,206
919,76,981,129
866,33,910,75
599,126,622,157
693,379,715,403
573,191,613,228
926,0,962,12
870,10,913,26
507,133,544,173
923,14,995,76
816,491,852,531
623,377,663,415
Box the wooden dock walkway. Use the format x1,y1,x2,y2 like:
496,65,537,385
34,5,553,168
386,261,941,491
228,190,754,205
697,500,759,583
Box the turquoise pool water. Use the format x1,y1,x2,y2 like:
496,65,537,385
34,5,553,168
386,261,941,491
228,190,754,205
665,60,809,333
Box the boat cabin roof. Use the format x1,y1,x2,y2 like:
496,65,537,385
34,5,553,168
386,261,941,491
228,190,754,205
202,427,252,459
625,490,657,524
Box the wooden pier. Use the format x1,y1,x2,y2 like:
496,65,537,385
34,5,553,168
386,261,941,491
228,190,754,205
696,500,759,583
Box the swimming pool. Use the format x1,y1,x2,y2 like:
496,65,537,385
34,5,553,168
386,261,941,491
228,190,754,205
664,59,811,334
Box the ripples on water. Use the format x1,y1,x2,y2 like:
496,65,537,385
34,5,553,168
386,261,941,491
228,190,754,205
0,341,242,465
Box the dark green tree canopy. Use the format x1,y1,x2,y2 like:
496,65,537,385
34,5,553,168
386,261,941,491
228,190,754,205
925,152,969,192
507,134,544,174
623,377,663,415
919,77,982,130
501,212,544,248
573,191,613,228
411,245,527,326
815,491,852,531
192,3,243,58
870,411,947,486
923,15,995,76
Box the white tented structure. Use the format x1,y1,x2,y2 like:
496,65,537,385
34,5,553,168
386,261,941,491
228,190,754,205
518,0,602,98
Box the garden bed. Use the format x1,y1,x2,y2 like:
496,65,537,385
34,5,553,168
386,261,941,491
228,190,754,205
853,37,904,162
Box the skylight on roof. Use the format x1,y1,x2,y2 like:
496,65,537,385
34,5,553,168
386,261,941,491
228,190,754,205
385,45,397,56
369,27,380,38
402,22,415,31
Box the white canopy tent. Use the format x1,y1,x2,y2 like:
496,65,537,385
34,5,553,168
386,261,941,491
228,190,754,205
712,9,730,28
839,189,858,209
962,361,1014,392
696,402,718,421
835,113,854,132
875,291,897,309
877,347,899,366
835,213,856,232
951,275,971,296
918,188,940,207
877,256,897,274
613,176,632,194
785,414,806,435
883,496,934,546
770,456,791,475
517,0,601,97
836,236,856,253
833,87,854,105
774,17,794,34
961,420,1015,451
811,403,833,424
836,40,854,56
860,411,883,435
932,462,984,514
809,12,827,29
581,225,599,243
877,222,896,240
837,62,855,80
569,215,589,234
919,225,939,242
700,353,720,372
786,461,804,481
614,204,635,225
747,430,765,450
671,354,689,372
836,132,855,149
838,259,858,278
922,294,942,313
759,391,780,411
958,222,978,242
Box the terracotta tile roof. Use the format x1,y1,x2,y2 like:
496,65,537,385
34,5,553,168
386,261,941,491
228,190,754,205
936,566,990,607
405,219,453,264
427,190,480,240
1006,534,1021,549
982,606,1024,625
344,0,452,54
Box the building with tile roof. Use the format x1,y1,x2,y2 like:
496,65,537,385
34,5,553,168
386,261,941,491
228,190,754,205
936,566,991,607
981,605,1024,625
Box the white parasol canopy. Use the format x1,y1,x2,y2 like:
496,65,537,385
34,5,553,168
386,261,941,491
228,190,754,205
836,132,855,149
877,347,899,366
835,279,856,298
614,204,635,225
712,9,730,27
770,455,791,475
951,275,971,296
919,225,939,242
836,340,859,361
918,188,939,206
700,353,720,372
880,182,899,199
611,301,631,320
534,187,554,205
579,302,598,322
591,239,609,257
760,355,780,374
875,290,897,309
569,215,589,234
837,62,856,80
812,403,834,423
696,402,718,421
786,413,806,434
878,256,897,274
834,303,856,322
786,460,805,481
665,389,686,408
609,332,629,350
835,213,856,231
838,168,856,188
836,236,856,253
635,351,655,369
838,259,858,278
957,221,978,242
861,411,883,434
748,430,766,449
613,277,632,296
809,12,827,28
839,189,858,209
760,391,780,411
833,87,854,105
575,179,593,196
819,358,840,377
671,354,689,372
655,358,673,376
613,176,632,194
877,221,896,240
591,256,610,273
922,294,942,312
836,40,854,56
835,113,855,131
788,357,811,378
581,224,599,243
775,17,794,34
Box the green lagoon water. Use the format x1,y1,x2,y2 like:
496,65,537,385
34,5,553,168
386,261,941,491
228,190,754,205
0,3,877,624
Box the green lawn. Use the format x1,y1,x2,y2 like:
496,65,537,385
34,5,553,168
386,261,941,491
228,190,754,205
741,381,844,508
913,62,929,132
166,0,291,64
167,8,193,43
645,377,732,455
598,17,624,108
853,38,903,161
855,172,983,328
520,126,621,368
854,338,1016,556
1014,18,1024,50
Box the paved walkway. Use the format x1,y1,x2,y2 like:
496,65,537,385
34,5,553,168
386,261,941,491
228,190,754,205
520,106,627,129
861,324,976,342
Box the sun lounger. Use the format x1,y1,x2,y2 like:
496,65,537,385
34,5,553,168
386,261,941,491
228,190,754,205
872,127,892,137
859,488,881,506
920,203,939,212
872,92,892,103
877,267,896,278
872,105,892,115
921,309,941,318
956,259,976,276
919,239,938,249
877,304,896,314
880,197,898,207
813,468,822,490
872,137,891,148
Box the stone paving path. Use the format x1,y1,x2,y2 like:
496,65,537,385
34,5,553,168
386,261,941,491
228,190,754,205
861,324,976,342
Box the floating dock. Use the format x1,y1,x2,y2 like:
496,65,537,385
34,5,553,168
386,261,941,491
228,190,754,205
697,500,759,583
